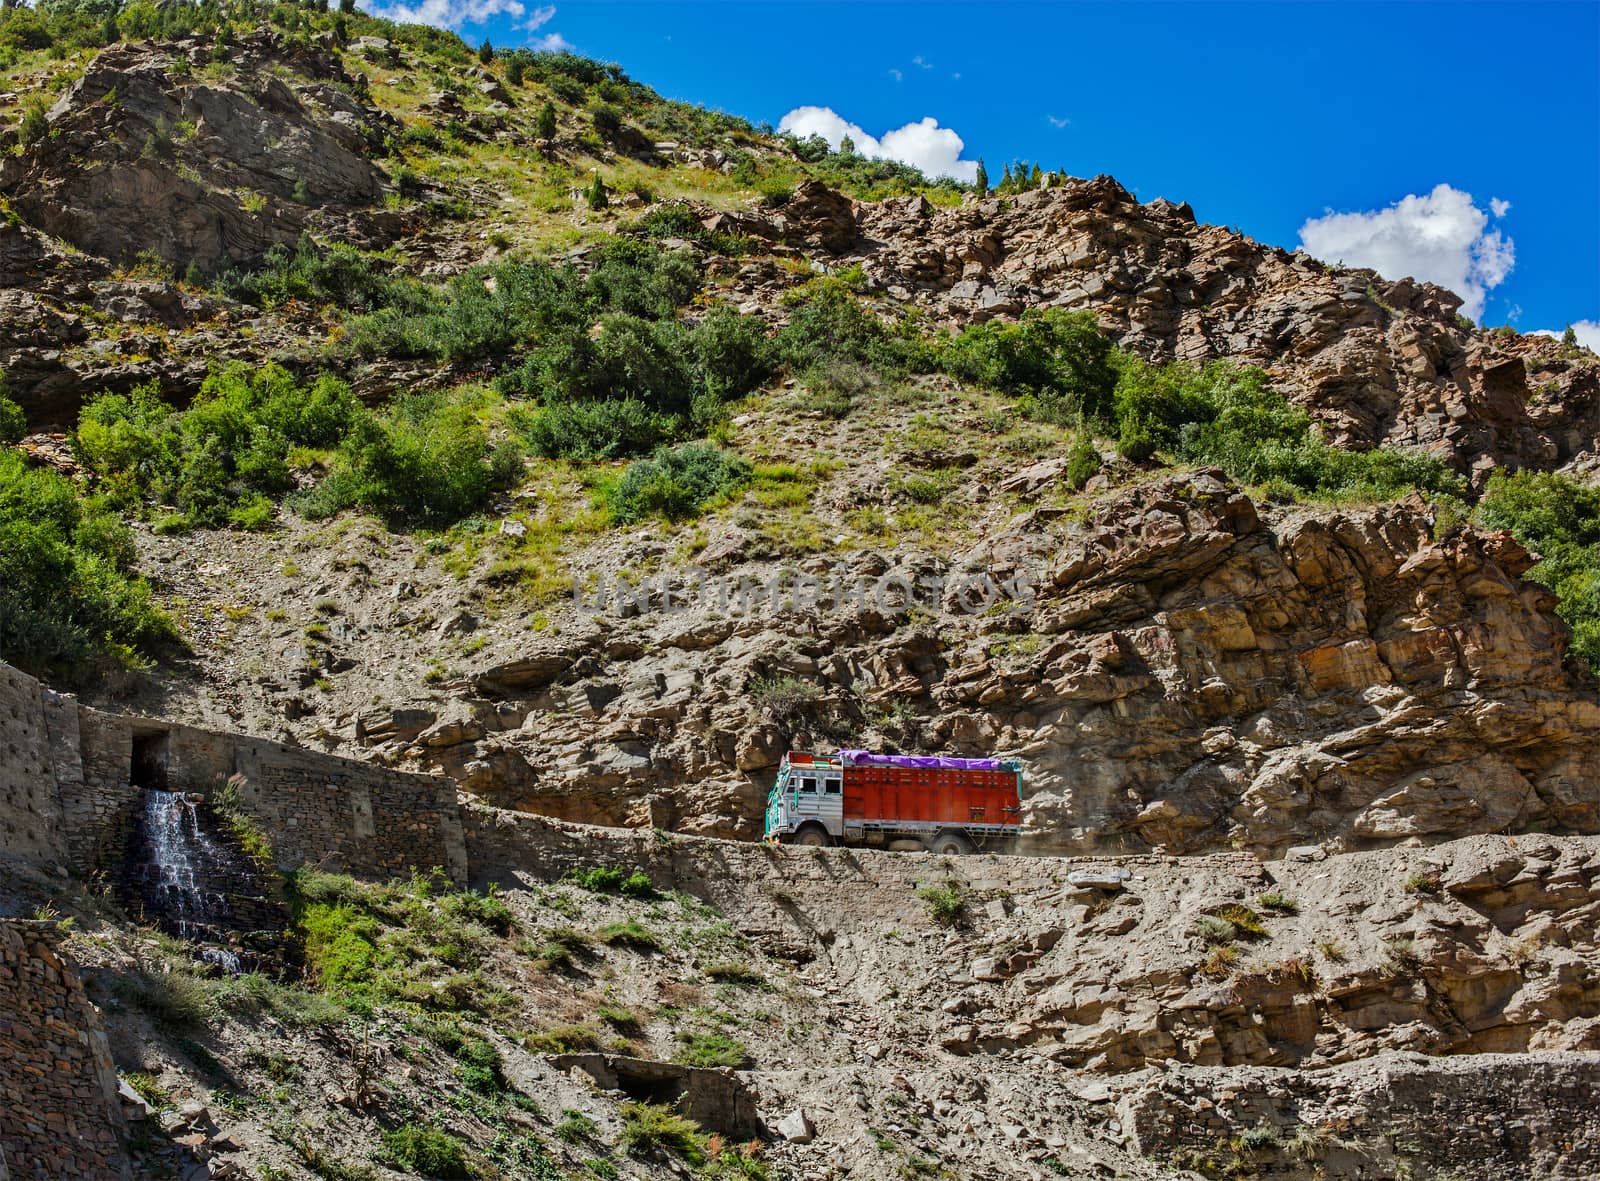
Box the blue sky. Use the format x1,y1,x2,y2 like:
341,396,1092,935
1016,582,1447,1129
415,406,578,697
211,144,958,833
371,0,1600,338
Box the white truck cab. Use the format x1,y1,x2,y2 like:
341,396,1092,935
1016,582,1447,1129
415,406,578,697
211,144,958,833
764,753,843,846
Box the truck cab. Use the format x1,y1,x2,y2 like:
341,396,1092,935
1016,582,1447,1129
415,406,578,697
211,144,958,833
764,752,843,846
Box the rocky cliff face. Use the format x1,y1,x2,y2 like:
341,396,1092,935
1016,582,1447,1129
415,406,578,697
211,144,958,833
137,462,1595,856
443,471,1598,853
2,33,395,270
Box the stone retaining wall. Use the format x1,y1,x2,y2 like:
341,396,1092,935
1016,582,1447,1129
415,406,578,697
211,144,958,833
0,920,130,1181
0,661,466,885
1115,1051,1600,1180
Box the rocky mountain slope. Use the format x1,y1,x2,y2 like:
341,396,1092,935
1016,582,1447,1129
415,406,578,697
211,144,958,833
4,22,1593,853
2,8,1599,1181
6,813,1597,1181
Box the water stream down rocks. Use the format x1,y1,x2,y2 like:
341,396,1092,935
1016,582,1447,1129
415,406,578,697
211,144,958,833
123,789,286,971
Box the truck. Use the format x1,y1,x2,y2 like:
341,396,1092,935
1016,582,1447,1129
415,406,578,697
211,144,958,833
763,749,1023,854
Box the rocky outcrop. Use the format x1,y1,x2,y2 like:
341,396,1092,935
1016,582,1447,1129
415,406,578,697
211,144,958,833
710,178,1600,483
0,32,395,272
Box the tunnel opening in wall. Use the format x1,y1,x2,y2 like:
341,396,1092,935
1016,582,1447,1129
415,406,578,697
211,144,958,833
130,728,169,790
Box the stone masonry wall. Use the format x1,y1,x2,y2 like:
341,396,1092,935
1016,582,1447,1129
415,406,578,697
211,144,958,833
0,661,466,886
0,666,66,868
0,920,131,1181
1116,1052,1600,1180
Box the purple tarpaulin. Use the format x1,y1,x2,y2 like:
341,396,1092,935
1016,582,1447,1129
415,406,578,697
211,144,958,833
837,749,1011,772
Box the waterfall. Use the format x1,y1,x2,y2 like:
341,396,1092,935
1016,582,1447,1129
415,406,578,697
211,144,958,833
126,789,261,972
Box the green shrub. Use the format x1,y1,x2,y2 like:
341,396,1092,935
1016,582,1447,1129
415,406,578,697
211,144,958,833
453,1035,505,1093
672,1030,748,1068
941,308,1116,425
917,881,965,927
703,961,763,986
793,357,879,418
524,1023,601,1053
606,442,750,524
750,675,822,719
1256,891,1299,914
564,865,655,896
596,1003,640,1031
0,450,176,681
510,398,679,461
18,97,48,147
1193,915,1236,945
690,304,775,399
1403,869,1442,895
1212,903,1268,939
1110,357,1462,502
0,392,25,444
296,390,520,528
525,925,593,970
1063,431,1099,490
618,1102,705,1163
555,1110,599,1144
596,920,659,950
774,279,905,371
76,366,359,530
214,236,416,313
627,202,750,255
1476,470,1600,672
380,1124,472,1179
439,887,516,935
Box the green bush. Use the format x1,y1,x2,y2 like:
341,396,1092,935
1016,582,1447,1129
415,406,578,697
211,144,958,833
1477,469,1600,672
596,920,659,950
0,450,176,681
295,390,520,528
453,1035,505,1093
1063,431,1100,490
917,881,965,926
76,365,360,531
381,1124,472,1179
792,357,879,418
18,97,48,146
606,442,750,524
524,1023,601,1053
510,398,680,461
1109,357,1462,502
0,392,26,444
672,1030,748,1068
691,304,775,400
618,1102,705,1163
774,279,904,371
214,236,416,313
564,865,655,896
941,308,1116,425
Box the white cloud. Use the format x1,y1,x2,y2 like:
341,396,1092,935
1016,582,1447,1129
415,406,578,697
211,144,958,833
361,0,524,29
1298,183,1515,321
913,55,932,69
1047,114,1070,128
778,106,979,182
1491,197,1511,217
359,0,566,37
888,68,903,82
1532,321,1600,352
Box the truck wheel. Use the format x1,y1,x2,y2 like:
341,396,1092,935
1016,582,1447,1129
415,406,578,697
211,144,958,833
792,824,833,848
928,830,974,856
